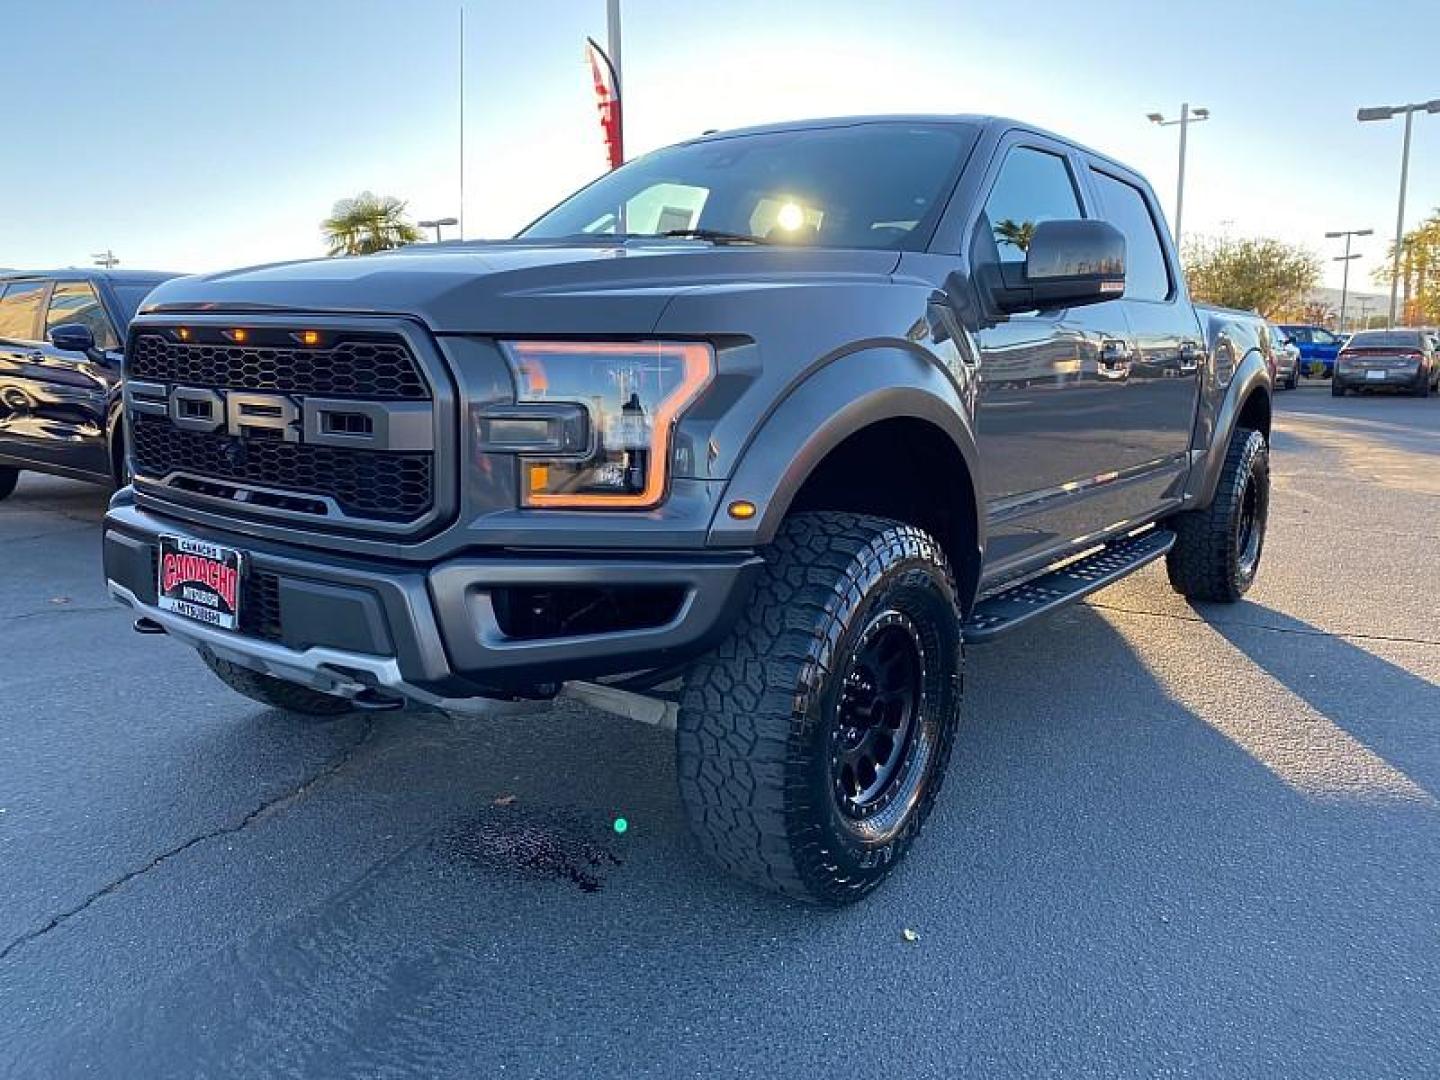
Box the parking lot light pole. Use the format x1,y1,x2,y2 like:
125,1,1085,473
419,217,459,243
1325,228,1373,332
1147,104,1210,247
1358,100,1440,327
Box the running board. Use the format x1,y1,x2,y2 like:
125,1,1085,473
964,528,1176,643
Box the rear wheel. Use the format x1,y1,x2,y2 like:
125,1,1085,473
1416,373,1431,398
1331,381,1346,397
677,511,964,905
0,466,18,502
1285,368,1298,390
1166,427,1270,603
201,652,355,717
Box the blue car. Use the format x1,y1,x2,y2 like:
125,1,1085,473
1277,324,1344,378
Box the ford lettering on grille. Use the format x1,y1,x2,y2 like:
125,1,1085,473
125,383,433,452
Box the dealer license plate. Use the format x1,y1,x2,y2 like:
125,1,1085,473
1365,369,1387,381
157,536,243,630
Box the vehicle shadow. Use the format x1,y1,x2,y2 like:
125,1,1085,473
1189,598,1440,800
41,603,1440,1077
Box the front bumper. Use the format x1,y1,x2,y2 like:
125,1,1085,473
104,499,762,708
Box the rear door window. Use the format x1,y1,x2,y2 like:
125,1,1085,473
0,281,47,342
1089,169,1172,301
44,281,118,350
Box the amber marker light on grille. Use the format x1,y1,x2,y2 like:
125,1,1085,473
298,330,321,346
223,328,249,343
503,340,714,510
175,327,191,341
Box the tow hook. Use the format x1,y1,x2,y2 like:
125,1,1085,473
133,616,167,635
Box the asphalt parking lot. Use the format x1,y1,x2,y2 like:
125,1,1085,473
1,384,1437,1079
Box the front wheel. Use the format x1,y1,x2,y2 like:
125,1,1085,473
1331,382,1346,397
677,512,963,905
0,466,18,502
1166,427,1270,603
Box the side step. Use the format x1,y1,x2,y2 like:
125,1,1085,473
964,528,1176,643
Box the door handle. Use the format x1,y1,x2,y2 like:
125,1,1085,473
1178,341,1202,373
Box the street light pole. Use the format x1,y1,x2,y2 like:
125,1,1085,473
606,0,623,159
606,0,622,97
1147,103,1210,247
1325,228,1373,332
1357,99,1440,327
458,5,465,240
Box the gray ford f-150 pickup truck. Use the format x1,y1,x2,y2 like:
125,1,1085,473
104,115,1273,903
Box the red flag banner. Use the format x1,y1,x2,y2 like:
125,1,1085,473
585,36,623,170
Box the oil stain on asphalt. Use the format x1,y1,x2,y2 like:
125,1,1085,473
437,805,623,893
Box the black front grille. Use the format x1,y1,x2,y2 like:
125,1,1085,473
128,325,439,530
131,416,432,521
129,333,429,399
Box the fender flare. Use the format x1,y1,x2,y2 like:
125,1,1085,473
707,346,985,557
1190,349,1271,508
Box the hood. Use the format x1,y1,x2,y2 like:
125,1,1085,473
140,241,903,336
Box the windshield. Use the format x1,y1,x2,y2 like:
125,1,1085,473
520,122,978,251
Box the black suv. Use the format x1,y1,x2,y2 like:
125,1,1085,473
0,269,178,500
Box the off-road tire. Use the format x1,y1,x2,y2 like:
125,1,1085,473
677,512,964,905
0,466,18,501
201,651,354,717
1166,427,1270,603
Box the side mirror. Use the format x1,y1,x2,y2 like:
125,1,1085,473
48,322,96,353
993,219,1127,313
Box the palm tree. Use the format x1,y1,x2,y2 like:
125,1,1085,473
322,192,423,256
993,218,1036,252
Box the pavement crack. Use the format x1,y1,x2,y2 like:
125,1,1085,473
1087,601,1440,648
0,717,376,966
3,605,116,624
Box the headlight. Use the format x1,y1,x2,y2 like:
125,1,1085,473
499,340,713,508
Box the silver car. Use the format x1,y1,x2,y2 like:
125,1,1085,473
1332,329,1439,397
1267,323,1300,390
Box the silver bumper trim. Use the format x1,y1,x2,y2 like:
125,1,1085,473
108,582,677,726
108,582,531,717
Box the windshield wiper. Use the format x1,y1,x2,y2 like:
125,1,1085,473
656,228,773,245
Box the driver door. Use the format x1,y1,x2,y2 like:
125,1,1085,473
970,139,1138,582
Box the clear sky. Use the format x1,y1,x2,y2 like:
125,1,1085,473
2,0,1437,291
